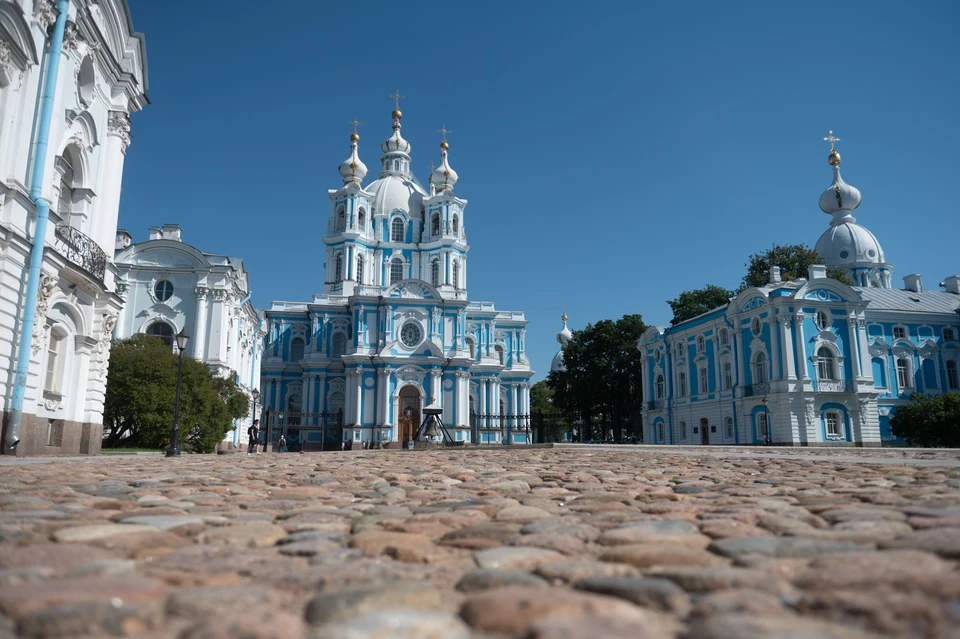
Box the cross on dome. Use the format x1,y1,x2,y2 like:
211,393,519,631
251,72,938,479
824,129,840,150
824,129,842,165
431,126,459,193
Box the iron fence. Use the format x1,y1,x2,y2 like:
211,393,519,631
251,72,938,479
262,409,343,451
55,225,107,281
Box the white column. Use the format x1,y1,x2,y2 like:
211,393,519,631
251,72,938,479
430,371,441,404
304,373,314,422
193,288,209,360
355,370,363,427
857,319,871,382
479,379,487,429
317,374,327,413
380,371,391,425
794,314,809,379
847,318,862,379
92,113,130,252
769,316,781,381
780,317,796,379
734,330,746,392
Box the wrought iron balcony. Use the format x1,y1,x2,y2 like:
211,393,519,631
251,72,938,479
55,225,106,281
646,399,666,411
743,382,770,397
818,380,855,393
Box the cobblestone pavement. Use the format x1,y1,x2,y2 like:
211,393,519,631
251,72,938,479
1,447,959,638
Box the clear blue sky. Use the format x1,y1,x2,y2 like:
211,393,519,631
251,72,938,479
120,0,959,381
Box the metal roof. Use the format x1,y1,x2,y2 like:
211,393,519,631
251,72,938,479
854,288,960,315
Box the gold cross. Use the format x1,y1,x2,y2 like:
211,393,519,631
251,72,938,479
437,125,452,141
390,89,405,109
823,129,840,150
349,118,363,133
427,161,436,171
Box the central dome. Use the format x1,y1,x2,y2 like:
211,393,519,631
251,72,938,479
815,221,885,267
365,174,426,217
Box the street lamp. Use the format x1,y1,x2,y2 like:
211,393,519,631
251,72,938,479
166,328,190,457
761,395,770,445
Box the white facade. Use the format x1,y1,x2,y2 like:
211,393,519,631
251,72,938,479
113,225,264,447
0,0,147,455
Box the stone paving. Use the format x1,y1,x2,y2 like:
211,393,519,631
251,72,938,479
0,446,958,638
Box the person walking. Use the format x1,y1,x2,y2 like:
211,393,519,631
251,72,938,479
278,434,287,453
247,419,260,455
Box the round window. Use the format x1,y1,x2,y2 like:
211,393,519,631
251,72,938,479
154,280,174,301
399,322,422,348
839,250,849,259
654,349,661,363
868,249,876,258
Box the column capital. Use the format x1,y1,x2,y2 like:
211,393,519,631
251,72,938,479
108,112,132,151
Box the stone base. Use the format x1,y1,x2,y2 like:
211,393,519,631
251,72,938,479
1,411,103,456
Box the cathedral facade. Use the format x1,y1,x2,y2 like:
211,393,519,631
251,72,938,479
260,106,533,449
638,141,960,446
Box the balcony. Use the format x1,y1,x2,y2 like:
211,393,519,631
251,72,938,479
743,382,770,397
55,225,106,282
646,399,666,411
818,380,855,393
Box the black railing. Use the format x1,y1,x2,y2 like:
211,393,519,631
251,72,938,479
263,409,343,451
646,399,666,411
743,382,770,397
55,225,107,281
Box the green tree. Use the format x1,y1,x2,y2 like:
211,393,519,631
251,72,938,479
890,392,960,448
547,314,646,442
741,243,851,289
667,285,735,326
530,380,554,413
103,335,249,453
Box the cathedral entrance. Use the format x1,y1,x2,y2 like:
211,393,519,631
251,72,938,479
700,418,709,445
398,386,421,445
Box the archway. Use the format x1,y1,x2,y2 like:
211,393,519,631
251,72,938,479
398,386,421,445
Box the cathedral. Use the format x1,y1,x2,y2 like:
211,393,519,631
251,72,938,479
260,104,533,449
637,138,960,446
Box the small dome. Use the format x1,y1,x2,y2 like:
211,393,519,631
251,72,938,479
381,111,411,155
431,142,459,193
550,350,566,373
338,135,367,186
815,221,885,267
557,312,572,345
819,165,861,215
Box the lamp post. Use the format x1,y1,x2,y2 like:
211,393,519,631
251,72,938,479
276,411,284,452
166,328,190,457
761,395,770,445
250,388,260,449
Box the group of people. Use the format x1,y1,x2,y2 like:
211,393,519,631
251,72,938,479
246,419,289,454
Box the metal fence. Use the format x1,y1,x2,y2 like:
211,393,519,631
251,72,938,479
262,409,343,451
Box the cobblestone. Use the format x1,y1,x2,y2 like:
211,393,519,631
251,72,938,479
0,446,958,637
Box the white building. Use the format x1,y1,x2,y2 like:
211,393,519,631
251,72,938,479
113,225,263,448
0,0,147,455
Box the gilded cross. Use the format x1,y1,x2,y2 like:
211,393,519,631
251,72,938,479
390,89,405,109
437,125,452,141
427,161,436,171
823,129,840,150
349,118,362,133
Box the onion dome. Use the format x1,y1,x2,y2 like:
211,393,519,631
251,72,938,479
431,139,459,193
338,132,367,186
551,312,572,373
381,110,411,155
818,161,861,220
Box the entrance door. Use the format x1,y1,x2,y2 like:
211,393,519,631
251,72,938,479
700,418,709,445
398,386,421,444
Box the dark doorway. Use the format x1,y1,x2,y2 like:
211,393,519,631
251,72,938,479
398,386,421,445
700,418,709,445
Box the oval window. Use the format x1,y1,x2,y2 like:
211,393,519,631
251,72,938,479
154,280,174,301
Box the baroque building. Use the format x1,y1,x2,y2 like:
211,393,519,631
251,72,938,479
261,104,533,449
0,0,147,455
113,225,263,448
638,140,960,446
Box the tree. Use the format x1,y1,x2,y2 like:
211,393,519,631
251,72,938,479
530,380,554,413
548,314,646,442
741,244,851,289
103,335,249,452
667,285,735,326
890,392,960,448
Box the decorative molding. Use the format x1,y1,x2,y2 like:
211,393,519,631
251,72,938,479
31,275,58,355
44,397,61,411
98,313,117,377
115,282,129,296
195,286,210,300
35,1,57,31
0,41,11,75
108,112,132,150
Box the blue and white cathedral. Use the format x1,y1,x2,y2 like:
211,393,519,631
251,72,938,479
260,105,533,448
638,138,960,446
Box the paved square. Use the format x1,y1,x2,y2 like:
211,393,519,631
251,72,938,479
1,446,959,638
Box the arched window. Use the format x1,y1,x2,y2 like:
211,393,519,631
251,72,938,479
699,367,708,394
719,328,728,346
452,260,459,289
697,335,705,352
336,206,345,231
725,416,734,438
752,317,762,336
290,337,304,361
825,411,841,437
146,322,174,348
723,361,733,390
757,411,769,439
466,337,476,359
431,259,440,286
331,333,346,358
334,254,343,282
675,342,684,360
452,215,459,236
287,394,302,425
391,218,404,242
680,421,687,439
328,391,344,416
357,207,366,231
495,345,505,366
431,213,440,237
657,422,665,443
44,327,67,394
896,357,911,389
393,159,399,171
356,256,364,284
947,360,959,390
655,374,664,399
390,258,403,285
816,346,836,380
753,352,768,384
678,372,687,396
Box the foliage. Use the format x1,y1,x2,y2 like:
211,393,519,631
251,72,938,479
530,380,554,414
547,314,646,441
667,284,735,326
890,392,960,448
741,243,851,289
103,335,249,453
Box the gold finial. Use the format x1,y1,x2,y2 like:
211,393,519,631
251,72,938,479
427,161,436,171
824,129,841,165
562,304,567,322
390,89,404,120
438,125,452,150
349,118,362,142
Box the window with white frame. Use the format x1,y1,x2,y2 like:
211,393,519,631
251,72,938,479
825,411,841,437
356,256,364,284
678,371,687,396
697,335,705,352
44,327,67,395
699,367,708,394
753,352,768,384
391,218,404,242
334,254,343,282
328,391,344,415
146,322,174,348
752,317,762,336
336,206,345,231
675,342,684,359
452,260,459,289
657,422,665,442
725,416,733,438
431,259,440,286
757,411,769,439
655,374,664,399
331,333,346,358
947,361,959,390
719,328,728,346
896,357,911,389
944,328,956,342
357,207,366,231
154,280,174,302
290,337,305,361
680,421,687,439
815,310,829,331
723,361,733,390
816,346,836,380
452,215,459,236
390,258,403,285
431,213,440,237
893,325,907,340
654,349,661,363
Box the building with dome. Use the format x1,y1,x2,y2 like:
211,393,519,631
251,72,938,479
551,312,572,373
260,104,533,449
638,138,960,446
